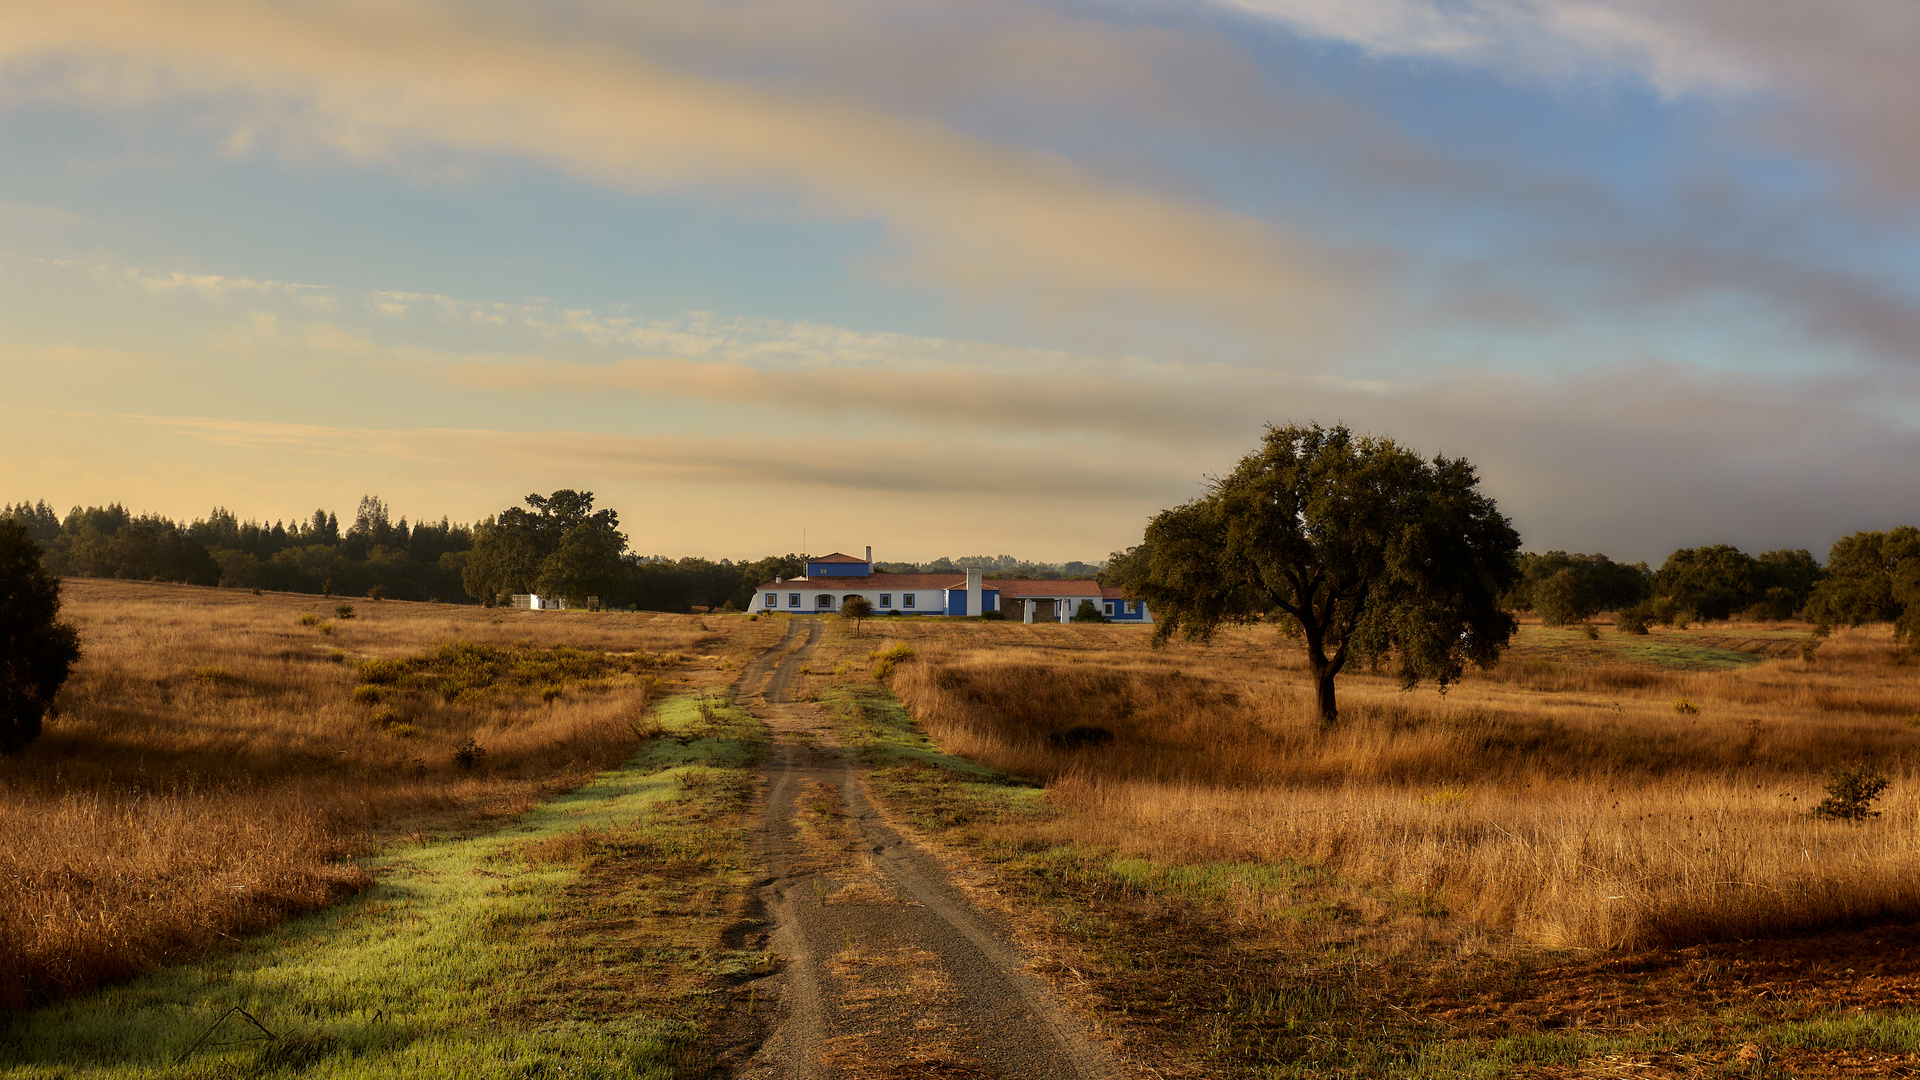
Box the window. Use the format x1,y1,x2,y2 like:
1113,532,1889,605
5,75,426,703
1124,601,1137,614
1104,601,1115,616
817,595,833,608
879,593,892,607
788,593,800,607
903,594,916,609
766,593,778,608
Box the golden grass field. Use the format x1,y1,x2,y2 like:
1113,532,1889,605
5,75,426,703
808,613,1920,956
0,580,766,1009
14,578,1920,1069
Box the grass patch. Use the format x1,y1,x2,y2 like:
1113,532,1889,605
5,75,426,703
358,640,678,702
0,695,764,1080
1615,641,1763,670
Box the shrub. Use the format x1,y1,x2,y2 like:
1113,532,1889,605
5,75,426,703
980,609,1007,620
350,684,388,705
1673,698,1699,714
334,604,356,621
358,658,409,685
297,613,321,626
454,739,486,770
366,585,387,601
316,621,335,636
328,649,347,663
370,705,401,727
1578,622,1599,640
1616,605,1651,635
1812,766,1890,821
386,722,420,739
191,667,241,686
1071,599,1107,623
869,642,916,681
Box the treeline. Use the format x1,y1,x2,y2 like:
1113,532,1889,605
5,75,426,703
1,498,474,601
4,491,1101,614
1508,545,1821,627
1500,535,1920,637
876,554,1104,579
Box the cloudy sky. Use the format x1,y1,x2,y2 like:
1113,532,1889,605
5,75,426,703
4,0,1918,563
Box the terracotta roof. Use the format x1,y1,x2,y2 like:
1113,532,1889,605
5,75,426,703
985,578,1104,598
1100,585,1127,599
809,552,868,563
755,573,968,590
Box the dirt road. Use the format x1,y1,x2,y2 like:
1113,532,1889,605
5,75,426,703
727,618,1127,1080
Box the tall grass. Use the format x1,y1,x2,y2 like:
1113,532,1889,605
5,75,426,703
876,619,1920,950
0,580,723,1008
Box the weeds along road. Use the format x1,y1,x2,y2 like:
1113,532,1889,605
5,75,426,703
727,618,1126,1080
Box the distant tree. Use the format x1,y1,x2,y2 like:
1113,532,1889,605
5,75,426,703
1653,545,1760,622
1509,551,1648,624
537,518,627,607
1752,548,1823,620
1118,423,1521,727
307,509,341,546
3,501,61,544
1806,528,1920,641
0,519,81,752
840,595,874,633
464,490,627,606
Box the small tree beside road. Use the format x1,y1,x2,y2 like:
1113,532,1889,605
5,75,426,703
840,595,874,634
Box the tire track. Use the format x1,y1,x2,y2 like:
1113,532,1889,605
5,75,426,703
730,619,1126,1080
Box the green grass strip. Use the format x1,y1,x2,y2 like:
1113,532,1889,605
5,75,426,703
0,696,761,1080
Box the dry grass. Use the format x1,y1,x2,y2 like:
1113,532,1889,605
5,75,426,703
849,615,1920,952
0,579,749,1009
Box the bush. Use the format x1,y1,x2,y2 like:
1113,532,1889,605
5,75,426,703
1616,605,1652,635
0,519,81,753
1578,621,1599,640
191,667,242,686
1812,766,1889,821
366,585,387,601
350,684,388,705
297,613,321,626
979,609,1007,620
869,642,916,681
335,603,356,620
1071,599,1107,623
358,658,409,685
1673,698,1699,714
454,739,487,770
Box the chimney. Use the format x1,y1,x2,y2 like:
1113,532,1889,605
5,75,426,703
776,576,783,583
965,567,982,617
865,545,872,564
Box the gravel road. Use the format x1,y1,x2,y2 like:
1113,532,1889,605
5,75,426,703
727,618,1129,1080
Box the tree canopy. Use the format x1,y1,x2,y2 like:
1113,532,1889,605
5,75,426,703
1806,528,1920,642
463,490,629,606
0,519,81,752
1508,551,1648,626
1117,423,1521,726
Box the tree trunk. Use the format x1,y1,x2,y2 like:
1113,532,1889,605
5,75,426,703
1313,669,1338,727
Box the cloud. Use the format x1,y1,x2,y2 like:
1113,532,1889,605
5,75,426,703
0,0,1360,343
112,413,1205,503
1216,0,1759,95
1214,0,1920,207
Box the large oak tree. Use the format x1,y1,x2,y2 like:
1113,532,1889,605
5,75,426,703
1118,423,1522,726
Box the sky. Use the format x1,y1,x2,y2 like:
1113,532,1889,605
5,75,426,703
4,0,1920,564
